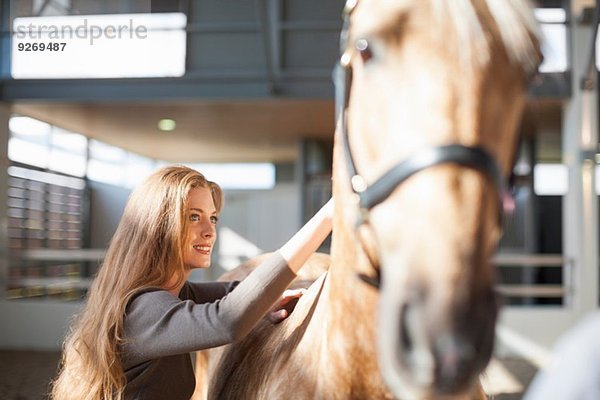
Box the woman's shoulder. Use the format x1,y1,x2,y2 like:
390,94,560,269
125,286,175,312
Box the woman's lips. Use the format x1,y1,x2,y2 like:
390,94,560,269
193,244,211,255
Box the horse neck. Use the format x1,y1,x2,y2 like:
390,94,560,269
306,186,387,395
325,198,379,333
317,136,382,375
327,129,379,321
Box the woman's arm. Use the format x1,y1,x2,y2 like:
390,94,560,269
279,198,333,273
214,197,333,337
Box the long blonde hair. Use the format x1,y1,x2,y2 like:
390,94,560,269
51,166,222,400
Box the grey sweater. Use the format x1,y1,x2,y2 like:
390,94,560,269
122,252,294,400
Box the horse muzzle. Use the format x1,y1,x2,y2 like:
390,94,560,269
378,283,499,398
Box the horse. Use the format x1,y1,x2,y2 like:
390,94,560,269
193,0,541,398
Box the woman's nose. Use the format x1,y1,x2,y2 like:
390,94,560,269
201,220,215,238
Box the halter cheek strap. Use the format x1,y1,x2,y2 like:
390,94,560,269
353,145,506,221
355,223,382,288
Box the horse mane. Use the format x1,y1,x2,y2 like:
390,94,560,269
195,254,331,399
485,0,542,70
208,274,329,399
374,0,542,74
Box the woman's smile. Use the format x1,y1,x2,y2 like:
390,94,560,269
192,244,212,255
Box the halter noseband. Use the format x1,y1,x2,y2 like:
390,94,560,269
334,0,508,288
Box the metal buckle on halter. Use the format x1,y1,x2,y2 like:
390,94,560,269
344,0,358,15
351,175,367,193
351,176,370,227
340,52,352,69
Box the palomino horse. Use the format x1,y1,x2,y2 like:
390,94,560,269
194,0,541,398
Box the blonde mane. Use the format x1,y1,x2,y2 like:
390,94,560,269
485,0,542,72
367,0,541,74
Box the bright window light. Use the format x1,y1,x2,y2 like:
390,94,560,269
8,137,49,169
87,159,124,186
49,149,87,177
539,24,567,73
184,163,276,190
534,164,568,195
9,116,51,141
533,9,567,73
125,153,156,188
51,128,87,152
89,139,127,162
11,13,186,79
83,139,158,188
534,8,566,24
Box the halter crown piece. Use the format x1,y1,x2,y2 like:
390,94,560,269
334,0,510,288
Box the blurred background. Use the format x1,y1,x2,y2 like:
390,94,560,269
0,0,598,399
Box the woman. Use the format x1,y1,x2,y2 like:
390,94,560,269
51,165,333,400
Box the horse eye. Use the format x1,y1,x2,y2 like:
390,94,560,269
355,38,373,64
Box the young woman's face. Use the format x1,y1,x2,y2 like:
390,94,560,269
183,187,218,269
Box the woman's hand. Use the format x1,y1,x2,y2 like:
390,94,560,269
267,288,306,324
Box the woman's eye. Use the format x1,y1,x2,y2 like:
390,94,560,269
210,216,219,224
190,214,200,221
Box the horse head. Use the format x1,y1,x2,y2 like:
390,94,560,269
334,0,541,397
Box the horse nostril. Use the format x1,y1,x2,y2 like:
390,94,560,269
395,301,436,388
399,303,413,352
434,334,475,392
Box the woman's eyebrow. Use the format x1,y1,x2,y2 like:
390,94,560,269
190,207,217,215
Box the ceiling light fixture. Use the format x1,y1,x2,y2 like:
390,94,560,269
158,118,176,132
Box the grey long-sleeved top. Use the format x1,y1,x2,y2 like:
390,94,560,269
121,252,294,400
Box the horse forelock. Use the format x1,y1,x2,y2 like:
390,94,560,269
444,0,541,75
481,0,542,75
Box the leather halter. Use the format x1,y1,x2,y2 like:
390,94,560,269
334,0,508,288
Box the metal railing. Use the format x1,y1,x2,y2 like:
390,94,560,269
493,253,569,300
